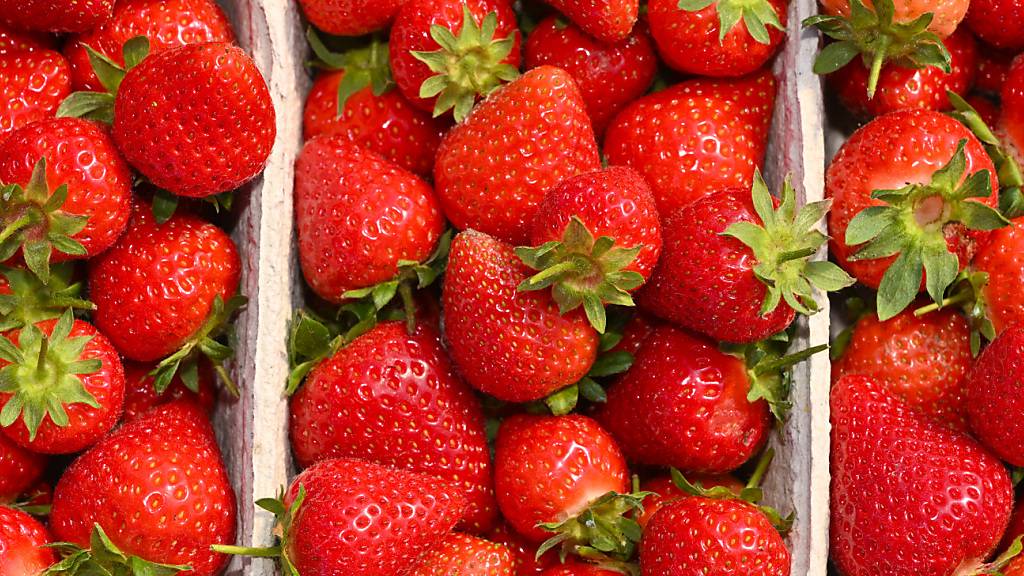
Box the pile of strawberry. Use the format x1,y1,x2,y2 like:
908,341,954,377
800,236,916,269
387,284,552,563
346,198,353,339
808,0,1024,572
0,0,275,574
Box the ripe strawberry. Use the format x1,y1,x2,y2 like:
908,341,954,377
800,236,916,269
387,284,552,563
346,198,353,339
294,136,444,304
967,0,1024,51
50,402,236,576
540,564,623,576
976,47,1012,96
967,93,1000,127
541,0,639,44
390,0,521,120
825,108,1001,321
973,218,1024,334
0,117,132,281
0,432,45,501
0,23,54,53
112,42,275,198
442,230,599,402
966,323,1024,466
0,505,56,575
487,522,558,575
1000,56,1024,166
0,312,124,454
604,70,776,215
830,374,1013,576
636,473,743,528
648,0,787,77
122,359,216,421
524,17,656,137
435,66,599,244
817,0,967,37
0,0,114,33
0,50,71,143
64,0,235,92
408,533,514,576
298,0,406,36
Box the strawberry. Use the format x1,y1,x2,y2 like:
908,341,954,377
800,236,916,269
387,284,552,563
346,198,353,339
539,564,623,576
647,0,787,77
0,432,45,502
966,323,1024,466
972,218,1024,334
0,23,54,53
49,402,236,576
294,136,444,304
523,17,656,137
487,522,558,575
435,66,600,244
817,0,968,36
0,263,93,333
639,174,851,343
298,0,407,36
0,0,114,33
967,0,1024,52
0,312,124,454
830,374,1013,576
0,117,132,281
390,0,521,120
288,321,497,532
408,533,514,576
442,230,599,402
0,505,56,575
1000,56,1024,167
540,0,639,44
0,50,71,143
825,108,1003,321
122,359,216,421
603,70,776,215
976,47,1012,96
64,0,235,92
967,94,1000,127
636,473,743,528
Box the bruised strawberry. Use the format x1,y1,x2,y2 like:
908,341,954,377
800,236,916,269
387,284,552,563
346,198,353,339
0,506,56,575
0,50,71,142
298,0,407,36
408,533,514,576
122,359,216,421
0,0,114,33
541,0,639,44
967,324,1024,466
0,432,45,502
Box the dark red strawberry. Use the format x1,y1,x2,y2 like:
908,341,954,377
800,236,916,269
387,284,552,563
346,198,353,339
435,66,600,244
524,18,656,136
0,23,54,53
604,70,776,215
967,93,1000,126
0,505,56,574
541,0,639,44
487,522,558,575
637,473,743,528
0,432,44,502
408,533,514,576
967,323,1024,466
122,359,216,421
298,0,406,36
0,0,114,33
540,563,623,576
1000,56,1024,167
0,50,71,143
967,0,1024,52
830,374,1013,576
973,218,1024,334
976,47,1012,96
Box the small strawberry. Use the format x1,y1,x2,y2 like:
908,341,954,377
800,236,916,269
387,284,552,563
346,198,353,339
0,432,45,502
1000,55,1024,167
435,66,600,244
442,230,599,403
648,0,787,77
408,533,514,576
0,50,71,143
636,473,743,528
49,402,236,576
488,522,558,575
541,0,639,44
524,17,656,136
298,0,407,36
973,218,1024,334
0,23,54,53
539,564,623,576
0,311,124,454
967,323,1024,466
122,359,216,421
603,70,776,215
0,0,114,33
830,374,1013,576
967,0,1024,52
0,505,56,575
0,263,94,332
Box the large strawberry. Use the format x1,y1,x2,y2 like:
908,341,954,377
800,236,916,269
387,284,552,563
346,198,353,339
826,108,1002,321
122,359,216,421
408,533,514,576
636,473,743,528
0,117,132,282
1001,56,1024,167
966,323,1024,466
49,402,236,576
604,70,776,215
976,48,1012,96
0,50,71,142
830,374,1013,576
435,66,599,244
0,0,114,33
541,0,639,44
967,0,1024,51
0,432,45,501
972,218,1024,334
442,230,598,403
0,505,56,575
298,0,406,36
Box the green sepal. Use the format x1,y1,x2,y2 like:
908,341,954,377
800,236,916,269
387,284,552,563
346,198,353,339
285,309,347,396
411,5,520,122
913,269,995,356
724,334,829,421
211,486,305,576
1013,467,1024,487
542,318,633,415
307,28,394,114
151,190,179,224
974,537,1023,576
44,523,190,576
0,264,94,332
536,490,652,564
57,36,151,124
678,0,784,44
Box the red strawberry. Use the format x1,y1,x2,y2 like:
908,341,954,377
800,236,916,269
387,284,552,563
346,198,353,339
967,0,1024,51
826,108,1001,320
442,230,599,402
524,17,656,136
408,533,514,576
636,473,743,528
50,402,236,576
540,564,623,576
488,522,558,575
64,0,235,92
541,0,639,44
830,375,1013,576
298,0,407,36
0,117,132,281
294,136,444,304
0,23,54,53
1000,500,1024,554
967,93,1000,126
818,0,966,36
976,47,1012,96
973,218,1024,334
289,321,497,532
0,432,45,502
604,71,776,215
648,0,787,77
112,42,275,198
966,323,1024,466
0,313,124,454
0,506,56,575
0,50,71,143
1000,56,1024,166
390,0,521,120
122,359,216,421
0,0,114,33
435,66,600,244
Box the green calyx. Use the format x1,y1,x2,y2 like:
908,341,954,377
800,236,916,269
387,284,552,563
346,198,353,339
969,536,1023,576
411,5,520,122
0,159,89,285
914,269,994,356
722,171,855,318
0,264,94,332
150,189,236,225
803,0,951,98
307,28,394,115
543,328,634,416
285,309,350,396
212,486,305,576
516,217,645,335
844,139,1008,321
678,0,785,44
536,489,651,572
725,331,829,421
44,523,190,576
0,310,101,441
57,36,150,124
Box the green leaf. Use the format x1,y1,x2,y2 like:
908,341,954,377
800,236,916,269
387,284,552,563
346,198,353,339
122,36,151,69
83,44,127,95
813,41,861,74
876,246,923,321
151,190,179,224
56,91,115,122
587,351,634,378
544,384,578,416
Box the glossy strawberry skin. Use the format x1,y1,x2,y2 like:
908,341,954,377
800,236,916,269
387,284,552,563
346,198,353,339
967,324,1024,466
1001,56,1024,165
442,231,599,402
113,42,275,198
0,117,133,259
830,375,1012,576
967,0,1024,51
543,0,639,43
294,137,444,303
818,0,967,37
435,66,600,245
283,457,466,576
604,71,776,216
976,48,1012,96
408,533,514,576
65,0,235,91
0,23,54,53
636,474,743,528
303,70,448,176
289,321,496,532
640,497,791,576
826,109,997,289
487,522,558,575
0,506,56,575
524,18,656,136
539,564,622,576
0,0,114,33
88,207,241,362
647,0,788,77
122,359,216,421
0,433,45,501
0,50,71,143
298,0,406,36
973,219,1024,334
597,324,771,473
494,414,628,542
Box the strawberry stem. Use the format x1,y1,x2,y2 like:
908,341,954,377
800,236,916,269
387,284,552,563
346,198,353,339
211,544,281,557
214,364,238,398
913,290,973,316
746,447,775,490
752,343,828,375
0,214,33,245
34,335,49,378
776,246,819,264
398,281,416,335
865,34,891,98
